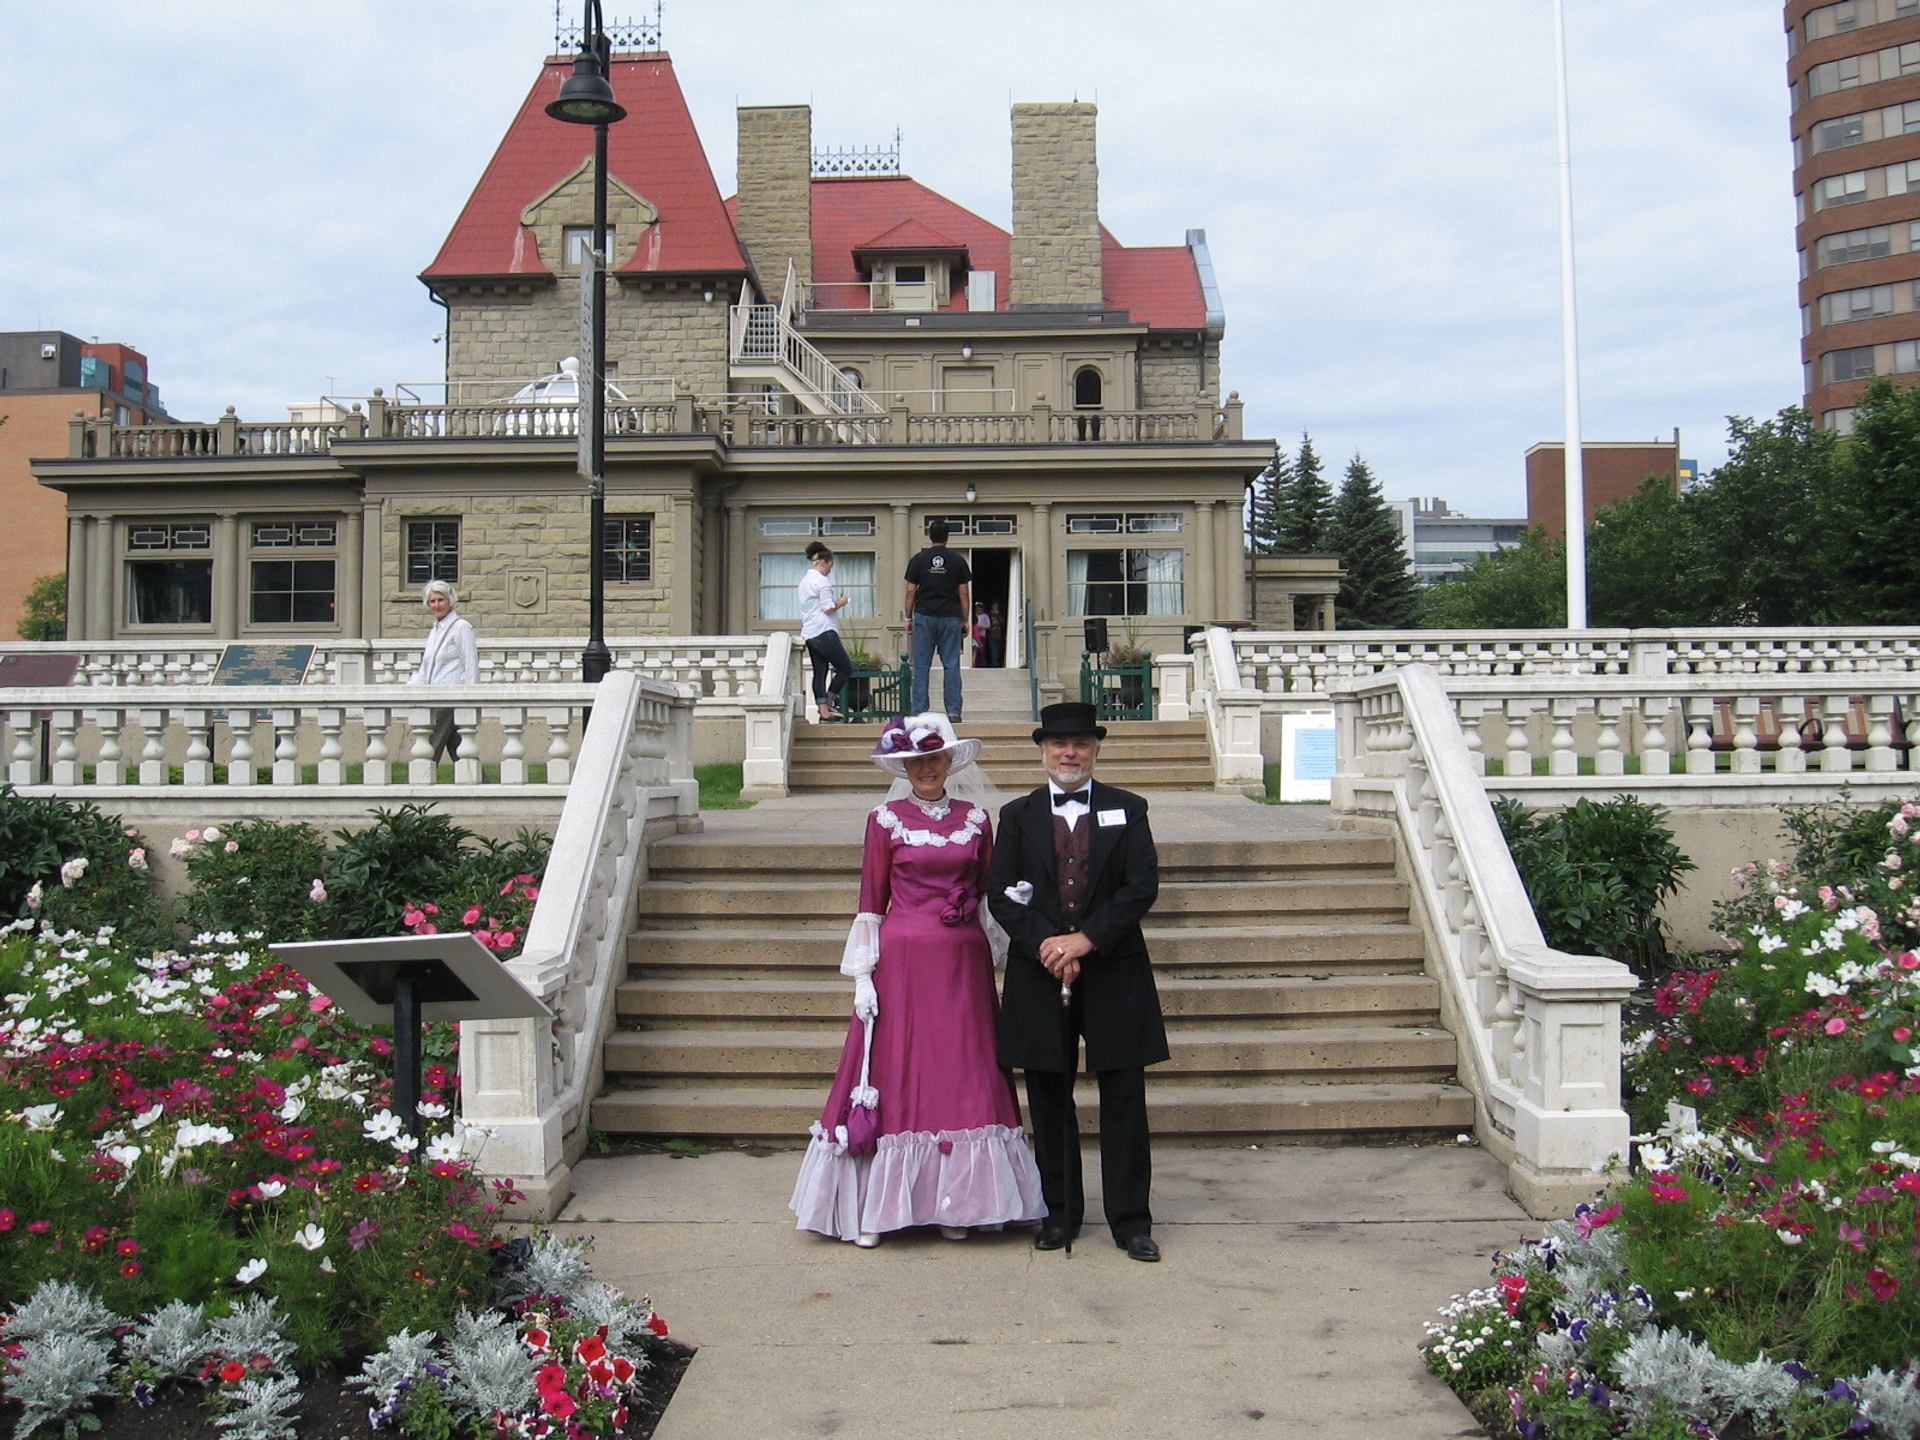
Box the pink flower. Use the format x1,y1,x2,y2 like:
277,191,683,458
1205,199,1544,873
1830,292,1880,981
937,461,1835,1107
1867,1268,1899,1301
308,994,331,1013
1574,1203,1622,1240
463,906,483,926
471,930,493,949
495,930,516,949
309,879,326,904
1497,1273,1528,1315
224,840,239,853
1896,952,1919,971
1839,1222,1867,1253
1826,1017,1848,1036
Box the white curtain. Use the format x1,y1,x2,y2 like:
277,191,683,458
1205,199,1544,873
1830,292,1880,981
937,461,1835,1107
1065,550,1091,615
834,553,877,618
759,552,809,621
1144,548,1184,615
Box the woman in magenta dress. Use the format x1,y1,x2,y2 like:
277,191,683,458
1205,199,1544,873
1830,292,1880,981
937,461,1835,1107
790,714,1046,1246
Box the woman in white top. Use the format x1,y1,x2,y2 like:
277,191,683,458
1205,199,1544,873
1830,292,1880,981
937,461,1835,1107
408,579,479,761
797,541,855,721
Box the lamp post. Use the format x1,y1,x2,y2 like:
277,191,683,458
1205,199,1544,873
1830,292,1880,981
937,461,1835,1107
547,0,627,681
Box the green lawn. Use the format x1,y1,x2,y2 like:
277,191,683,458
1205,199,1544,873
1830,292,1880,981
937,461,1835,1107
696,761,753,809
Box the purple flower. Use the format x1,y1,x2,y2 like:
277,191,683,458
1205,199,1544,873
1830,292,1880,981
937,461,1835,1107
348,1217,381,1252
1784,1361,1817,1383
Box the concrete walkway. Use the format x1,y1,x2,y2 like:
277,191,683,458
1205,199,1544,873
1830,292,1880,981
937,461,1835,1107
557,1143,1529,1439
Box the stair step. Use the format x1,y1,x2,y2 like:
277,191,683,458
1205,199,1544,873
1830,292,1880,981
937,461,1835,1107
622,922,1430,971
617,972,1443,1024
602,1024,1456,1082
590,1080,1476,1141
787,764,1217,791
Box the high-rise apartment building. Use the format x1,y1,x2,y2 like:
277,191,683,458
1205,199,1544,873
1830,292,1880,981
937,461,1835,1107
1789,0,1920,432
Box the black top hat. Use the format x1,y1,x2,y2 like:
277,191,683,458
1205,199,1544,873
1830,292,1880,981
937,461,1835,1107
1032,700,1108,744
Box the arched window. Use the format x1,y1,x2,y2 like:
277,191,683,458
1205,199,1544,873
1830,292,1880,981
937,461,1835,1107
1072,367,1104,440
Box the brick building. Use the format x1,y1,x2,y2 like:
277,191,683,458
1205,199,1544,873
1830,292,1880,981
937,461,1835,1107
0,332,169,636
32,46,1269,662
1788,0,1920,432
1524,438,1683,540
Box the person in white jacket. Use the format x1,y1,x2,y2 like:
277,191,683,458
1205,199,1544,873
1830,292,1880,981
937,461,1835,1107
409,579,478,762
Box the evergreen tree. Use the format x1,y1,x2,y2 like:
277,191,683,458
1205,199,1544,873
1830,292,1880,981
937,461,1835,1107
1275,433,1332,553
1328,455,1419,629
1246,441,1291,556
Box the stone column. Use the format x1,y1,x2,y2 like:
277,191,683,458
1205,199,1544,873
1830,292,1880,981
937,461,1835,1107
1010,103,1102,309
890,503,912,618
671,497,696,632
339,509,363,637
1029,503,1052,622
1321,596,1336,632
725,503,748,632
1217,500,1246,621
214,514,241,637
700,495,724,632
66,516,88,639
87,517,112,640
1193,500,1216,622
361,501,384,639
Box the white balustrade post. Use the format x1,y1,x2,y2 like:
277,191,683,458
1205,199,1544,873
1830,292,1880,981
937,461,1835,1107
363,707,392,786
90,709,126,786
8,709,37,786
1729,696,1761,775
316,708,346,785
137,708,167,786
1775,697,1809,774
182,709,214,786
406,707,436,785
272,708,300,787
1683,697,1716,776
1594,699,1625,777
1866,695,1898,772
1640,697,1672,776
1502,699,1533,779
50,709,82,788
226,709,258,787
454,706,482,785
1819,696,1854,774
543,706,574,785
1548,697,1579,776
499,708,528,785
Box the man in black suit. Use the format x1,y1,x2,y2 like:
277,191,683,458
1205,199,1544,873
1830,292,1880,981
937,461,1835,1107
988,701,1167,1262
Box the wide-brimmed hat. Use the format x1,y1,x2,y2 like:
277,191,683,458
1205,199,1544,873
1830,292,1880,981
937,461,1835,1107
1032,701,1107,744
870,713,981,776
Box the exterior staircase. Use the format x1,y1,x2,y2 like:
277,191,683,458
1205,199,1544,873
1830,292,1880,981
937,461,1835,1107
591,818,1475,1145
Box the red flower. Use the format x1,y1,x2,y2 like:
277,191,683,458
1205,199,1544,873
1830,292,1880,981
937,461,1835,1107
524,1326,552,1354
611,1355,637,1383
574,1334,608,1365
0,1209,14,1231
1647,1179,1691,1204
116,1238,139,1256
120,1260,140,1278
81,1226,109,1252
1867,1268,1900,1301
646,1310,671,1338
352,1173,383,1194
218,1361,248,1384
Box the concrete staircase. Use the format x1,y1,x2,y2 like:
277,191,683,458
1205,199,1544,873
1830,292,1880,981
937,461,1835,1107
790,717,1216,792
591,819,1475,1145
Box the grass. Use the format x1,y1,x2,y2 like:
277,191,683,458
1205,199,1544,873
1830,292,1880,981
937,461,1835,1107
696,761,753,810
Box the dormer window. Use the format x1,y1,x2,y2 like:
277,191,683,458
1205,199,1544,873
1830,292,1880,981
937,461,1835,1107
882,259,937,310
563,225,615,267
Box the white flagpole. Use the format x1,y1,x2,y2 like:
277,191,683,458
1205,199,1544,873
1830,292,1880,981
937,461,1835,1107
1554,0,1588,629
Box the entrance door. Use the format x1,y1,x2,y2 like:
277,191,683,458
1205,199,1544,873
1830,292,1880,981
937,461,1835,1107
966,546,1015,668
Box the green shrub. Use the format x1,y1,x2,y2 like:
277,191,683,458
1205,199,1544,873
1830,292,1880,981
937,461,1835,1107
0,789,173,953
177,819,333,943
325,804,480,939
1495,795,1696,980
1711,792,1920,951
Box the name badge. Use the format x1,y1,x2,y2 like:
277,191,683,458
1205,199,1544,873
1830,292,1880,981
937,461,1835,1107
1097,808,1126,827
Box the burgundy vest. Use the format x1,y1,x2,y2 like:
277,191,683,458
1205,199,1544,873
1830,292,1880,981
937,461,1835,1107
1052,812,1092,927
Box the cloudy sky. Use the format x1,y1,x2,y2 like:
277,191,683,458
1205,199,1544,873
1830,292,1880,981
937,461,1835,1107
2,2,1798,518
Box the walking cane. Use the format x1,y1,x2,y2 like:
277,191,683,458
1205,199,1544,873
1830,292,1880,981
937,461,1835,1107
1059,975,1074,1258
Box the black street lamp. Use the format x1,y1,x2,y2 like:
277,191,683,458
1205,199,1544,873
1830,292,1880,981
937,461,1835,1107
547,0,627,682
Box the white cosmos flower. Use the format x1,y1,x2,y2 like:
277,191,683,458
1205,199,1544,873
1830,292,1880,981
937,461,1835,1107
293,1224,326,1252
1776,1229,1803,1246
416,1101,450,1120
277,1097,306,1123
106,1145,141,1169
1756,933,1786,954
131,1104,165,1130
21,1104,63,1131
363,1110,404,1143
425,1133,463,1163
174,1121,234,1149
255,1180,287,1200
236,1258,267,1284
392,1133,420,1154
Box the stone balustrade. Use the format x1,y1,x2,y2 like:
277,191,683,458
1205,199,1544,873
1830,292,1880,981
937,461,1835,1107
1331,665,1637,1216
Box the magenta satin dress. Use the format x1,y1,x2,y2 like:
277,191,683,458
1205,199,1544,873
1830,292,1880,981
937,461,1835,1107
789,798,1045,1240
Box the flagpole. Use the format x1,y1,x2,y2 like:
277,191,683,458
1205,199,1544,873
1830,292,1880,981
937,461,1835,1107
1554,0,1588,629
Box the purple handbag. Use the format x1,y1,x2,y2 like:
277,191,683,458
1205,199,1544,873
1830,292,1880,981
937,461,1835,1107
844,1013,881,1156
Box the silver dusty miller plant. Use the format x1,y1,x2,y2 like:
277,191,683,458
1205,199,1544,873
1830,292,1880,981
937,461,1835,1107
6,1332,116,1440
1611,1326,1803,1431
4,1280,121,1342
443,1309,539,1420
1853,1365,1920,1440
212,1371,302,1440
124,1299,211,1382
492,1231,594,1307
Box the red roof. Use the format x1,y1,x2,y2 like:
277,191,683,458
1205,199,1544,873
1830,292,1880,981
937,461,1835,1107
423,53,748,282
730,175,1205,329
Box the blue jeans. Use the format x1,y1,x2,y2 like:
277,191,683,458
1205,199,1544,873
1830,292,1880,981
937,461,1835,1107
910,613,964,717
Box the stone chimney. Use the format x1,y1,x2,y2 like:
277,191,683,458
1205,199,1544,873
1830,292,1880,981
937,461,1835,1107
735,105,813,300
1009,102,1102,310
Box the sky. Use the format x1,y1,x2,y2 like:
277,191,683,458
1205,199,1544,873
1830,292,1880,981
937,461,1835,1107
0,2,1801,519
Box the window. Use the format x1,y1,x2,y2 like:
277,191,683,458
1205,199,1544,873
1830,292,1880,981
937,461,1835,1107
563,225,614,266
893,264,927,285
1814,170,1869,209
602,517,652,583
1821,345,1878,383
1816,224,1891,266
922,514,1018,538
1823,407,1860,435
406,520,460,585
248,519,336,625
757,515,875,538
1814,113,1867,153
1806,0,1861,38
1818,283,1894,322
1067,549,1184,617
1066,511,1185,535
1894,338,1920,372
1882,100,1920,136
757,551,876,620
1809,55,1864,97
1889,159,1920,195
126,521,213,627
1896,41,1920,76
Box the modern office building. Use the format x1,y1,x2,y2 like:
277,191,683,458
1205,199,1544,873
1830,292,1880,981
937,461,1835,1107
1788,0,1920,432
1387,498,1529,585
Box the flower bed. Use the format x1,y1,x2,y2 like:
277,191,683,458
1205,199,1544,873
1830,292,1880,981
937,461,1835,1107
1425,800,1920,1439
0,796,685,1438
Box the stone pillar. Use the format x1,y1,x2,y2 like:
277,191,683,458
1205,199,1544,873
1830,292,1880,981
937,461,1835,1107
1030,503,1053,622
1217,501,1247,621
890,503,912,620
87,517,112,640
671,496,696,632
339,509,363,638
214,514,241,637
1193,501,1216,621
66,516,88,639
1010,103,1103,309
1321,596,1336,632
736,106,813,299
726,503,748,632
361,501,384,639
701,495,724,632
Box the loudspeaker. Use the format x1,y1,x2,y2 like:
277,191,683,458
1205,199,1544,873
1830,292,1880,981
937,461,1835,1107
1082,617,1109,655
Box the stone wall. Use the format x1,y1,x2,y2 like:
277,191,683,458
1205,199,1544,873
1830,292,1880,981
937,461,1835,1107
1009,103,1102,309
377,490,677,639
736,105,813,299
1138,337,1216,409
444,282,730,400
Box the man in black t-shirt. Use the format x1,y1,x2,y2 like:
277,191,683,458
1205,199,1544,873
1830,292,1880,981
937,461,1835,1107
903,520,972,719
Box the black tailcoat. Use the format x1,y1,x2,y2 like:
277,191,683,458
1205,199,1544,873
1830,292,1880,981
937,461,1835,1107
989,779,1168,1072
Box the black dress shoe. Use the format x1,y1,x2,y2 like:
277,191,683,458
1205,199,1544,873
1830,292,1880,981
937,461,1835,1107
1119,1234,1160,1262
1034,1222,1074,1251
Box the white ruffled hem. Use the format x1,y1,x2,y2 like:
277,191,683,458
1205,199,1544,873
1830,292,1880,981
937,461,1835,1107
789,1121,1047,1241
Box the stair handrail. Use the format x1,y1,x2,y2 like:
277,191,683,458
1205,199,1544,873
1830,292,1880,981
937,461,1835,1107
729,261,885,419
460,670,699,1215
1193,625,1265,793
1331,663,1636,1216
1024,600,1039,720
741,631,798,797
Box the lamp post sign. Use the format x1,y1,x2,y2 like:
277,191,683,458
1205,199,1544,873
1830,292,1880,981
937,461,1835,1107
577,242,600,484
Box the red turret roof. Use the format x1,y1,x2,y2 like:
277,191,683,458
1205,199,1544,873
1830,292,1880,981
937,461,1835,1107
423,53,748,283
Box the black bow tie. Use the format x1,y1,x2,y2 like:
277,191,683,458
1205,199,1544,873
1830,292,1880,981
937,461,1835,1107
1053,789,1090,807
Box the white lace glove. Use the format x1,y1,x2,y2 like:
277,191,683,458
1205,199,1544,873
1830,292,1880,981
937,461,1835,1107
853,974,879,1020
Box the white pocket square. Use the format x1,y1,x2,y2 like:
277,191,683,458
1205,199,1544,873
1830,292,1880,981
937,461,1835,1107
1004,881,1034,906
